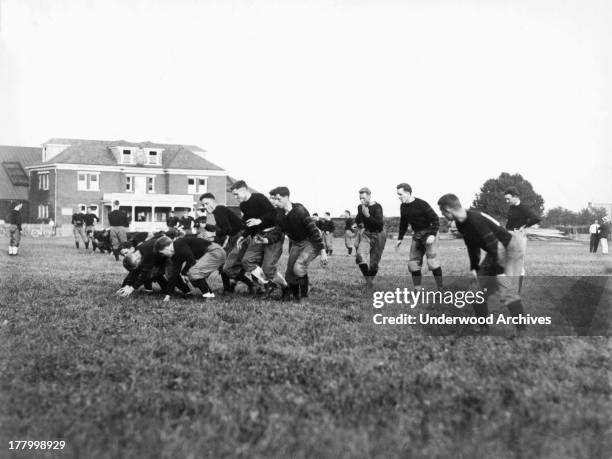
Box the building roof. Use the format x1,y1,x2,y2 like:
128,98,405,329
0,145,42,201
32,138,223,171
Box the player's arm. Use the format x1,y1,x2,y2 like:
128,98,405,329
369,205,384,232
523,206,541,228
397,205,408,247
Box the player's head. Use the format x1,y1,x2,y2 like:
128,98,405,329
165,228,180,239
396,183,413,203
202,224,218,241
113,200,120,209
358,187,372,205
123,250,142,271
437,193,464,221
230,180,250,203
312,213,319,221
199,192,217,213
324,212,331,219
154,236,174,257
344,210,351,218
504,187,520,206
269,186,290,208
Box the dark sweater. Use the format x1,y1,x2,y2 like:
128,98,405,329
212,205,244,240
166,216,180,228
83,213,99,226
456,210,512,275
355,203,384,232
71,212,85,226
267,203,324,252
122,237,166,289
108,209,129,227
320,219,335,233
165,237,216,294
344,217,355,231
5,209,22,230
398,198,440,240
239,193,277,236
506,202,541,230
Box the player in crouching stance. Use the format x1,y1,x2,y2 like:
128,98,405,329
355,187,387,289
155,230,226,301
265,187,328,302
437,193,527,336
229,180,287,294
395,183,443,290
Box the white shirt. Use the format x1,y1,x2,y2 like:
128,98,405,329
589,223,600,234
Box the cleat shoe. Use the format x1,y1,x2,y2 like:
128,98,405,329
202,292,216,300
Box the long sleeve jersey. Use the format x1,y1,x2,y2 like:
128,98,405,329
355,203,384,232
239,193,277,236
108,210,129,227
456,210,512,275
5,209,22,230
266,203,324,252
506,202,541,230
165,237,215,294
212,205,244,241
398,198,440,240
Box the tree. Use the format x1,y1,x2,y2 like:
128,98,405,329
540,206,607,227
472,172,544,223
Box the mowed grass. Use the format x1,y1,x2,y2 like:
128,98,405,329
0,236,611,459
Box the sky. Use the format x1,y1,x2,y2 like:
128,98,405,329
1,0,610,216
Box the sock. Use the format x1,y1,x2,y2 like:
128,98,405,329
237,271,254,288
76,242,79,249
153,275,167,291
518,275,524,294
411,270,422,287
299,275,309,298
329,249,333,255
348,248,352,255
368,267,378,278
113,249,119,261
221,272,232,291
507,300,526,329
432,267,443,289
144,280,153,291
358,263,369,277
191,278,211,294
289,282,300,300
85,242,89,250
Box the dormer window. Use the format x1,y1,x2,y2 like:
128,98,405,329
122,149,133,164
147,150,160,165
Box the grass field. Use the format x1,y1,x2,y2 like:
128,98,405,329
1,236,611,458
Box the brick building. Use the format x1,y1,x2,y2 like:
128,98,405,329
26,138,230,231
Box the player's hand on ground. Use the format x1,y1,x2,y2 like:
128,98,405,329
320,250,328,268
254,234,269,244
395,240,402,251
162,294,170,302
246,218,262,227
116,285,134,297
425,235,435,245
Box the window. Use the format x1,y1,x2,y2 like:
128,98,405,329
147,151,160,165
147,176,155,193
122,149,133,164
38,172,49,190
126,176,133,192
187,176,207,194
2,162,29,186
38,204,49,219
77,172,100,191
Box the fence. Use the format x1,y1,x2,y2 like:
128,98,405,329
0,224,63,238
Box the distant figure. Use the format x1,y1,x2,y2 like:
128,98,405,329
5,201,23,256
166,210,180,230
600,217,610,255
83,207,100,251
321,212,335,255
193,207,207,237
589,220,601,253
180,211,195,235
312,213,322,232
504,187,541,293
343,210,357,256
71,207,87,250
108,200,130,261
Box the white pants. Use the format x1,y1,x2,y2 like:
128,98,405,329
601,238,609,254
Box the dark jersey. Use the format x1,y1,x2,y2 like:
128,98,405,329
506,202,541,230
212,205,244,240
71,212,85,226
456,210,512,275
239,193,277,236
355,203,384,232
267,203,324,251
5,209,22,230
180,216,194,230
398,198,440,240
122,237,166,289
108,209,129,227
83,213,99,226
320,219,335,233
166,216,180,228
344,217,355,231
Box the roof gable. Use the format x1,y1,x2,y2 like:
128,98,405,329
0,145,42,200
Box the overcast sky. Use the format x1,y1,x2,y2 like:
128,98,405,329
1,0,610,216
